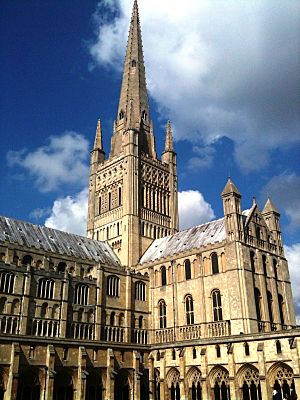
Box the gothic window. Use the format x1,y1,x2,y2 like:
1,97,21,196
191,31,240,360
161,266,167,286
0,271,15,294
250,251,255,272
37,278,54,300
256,226,261,240
262,254,267,275
273,259,278,280
244,342,250,356
99,196,102,214
118,187,122,206
74,284,89,305
159,300,167,329
57,262,66,273
185,295,194,325
216,344,221,358
135,281,146,301
212,290,223,321
267,291,274,323
276,340,282,354
254,288,262,321
278,294,285,326
211,252,219,274
22,255,32,266
184,259,191,280
213,369,230,400
107,275,120,297
131,60,136,67
240,367,262,400
119,110,124,120
108,192,112,211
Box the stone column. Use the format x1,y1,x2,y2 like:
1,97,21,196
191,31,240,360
125,271,132,342
179,349,186,400
148,356,155,400
133,351,141,400
160,352,166,400
105,349,115,400
5,343,20,400
59,275,68,338
201,380,209,400
19,269,31,335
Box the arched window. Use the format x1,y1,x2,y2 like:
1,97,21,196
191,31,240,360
184,259,191,280
262,254,267,275
192,347,197,359
57,262,66,273
254,288,262,321
158,300,166,329
41,302,48,318
250,251,255,272
161,266,167,286
99,196,102,214
0,271,15,294
244,342,250,356
185,295,194,325
135,281,146,301
110,312,115,326
22,255,32,266
131,60,137,67
119,110,124,120
267,291,274,323
107,275,120,297
256,226,261,240
273,259,278,280
211,253,219,274
74,284,89,305
216,344,221,358
212,290,222,321
118,187,122,206
172,349,176,360
139,316,143,329
276,340,282,354
278,294,285,326
37,278,54,300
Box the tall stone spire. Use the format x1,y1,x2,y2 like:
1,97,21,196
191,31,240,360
117,0,150,129
94,119,103,150
164,120,174,152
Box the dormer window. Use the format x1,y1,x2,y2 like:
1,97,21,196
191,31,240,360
119,110,124,120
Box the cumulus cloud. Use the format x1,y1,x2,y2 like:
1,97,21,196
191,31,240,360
261,172,300,231
7,132,90,192
284,243,300,324
90,0,300,171
45,188,88,236
178,190,215,230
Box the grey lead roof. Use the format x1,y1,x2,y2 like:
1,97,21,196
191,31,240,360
0,216,120,267
140,218,226,264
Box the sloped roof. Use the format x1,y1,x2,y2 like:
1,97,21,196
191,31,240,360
221,178,241,196
140,218,226,264
262,198,280,214
0,216,120,267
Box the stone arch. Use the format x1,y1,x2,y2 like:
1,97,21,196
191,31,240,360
114,369,132,400
236,364,262,400
209,366,230,400
86,370,103,400
267,362,297,398
187,367,202,400
53,369,73,400
166,368,180,400
16,367,41,400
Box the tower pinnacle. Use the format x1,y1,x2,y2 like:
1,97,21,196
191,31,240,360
94,119,103,150
164,120,174,152
117,0,149,129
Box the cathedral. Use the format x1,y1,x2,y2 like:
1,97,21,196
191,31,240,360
0,1,299,399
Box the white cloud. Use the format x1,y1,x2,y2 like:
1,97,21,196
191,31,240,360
90,0,300,171
7,132,90,192
284,243,300,324
261,172,300,231
178,190,215,230
45,188,88,236
187,145,216,170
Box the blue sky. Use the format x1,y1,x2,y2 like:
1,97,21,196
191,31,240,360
1,1,300,314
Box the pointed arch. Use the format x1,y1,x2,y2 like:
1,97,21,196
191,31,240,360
236,364,260,388
186,366,202,388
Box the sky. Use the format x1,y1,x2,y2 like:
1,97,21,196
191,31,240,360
0,0,299,319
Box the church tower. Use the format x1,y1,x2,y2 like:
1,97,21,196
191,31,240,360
87,0,179,267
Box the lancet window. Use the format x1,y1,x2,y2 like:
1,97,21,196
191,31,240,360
185,295,194,325
159,300,167,329
211,252,219,274
212,290,223,321
184,259,191,280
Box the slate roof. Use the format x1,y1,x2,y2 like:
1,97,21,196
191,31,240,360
0,216,121,267
140,218,226,264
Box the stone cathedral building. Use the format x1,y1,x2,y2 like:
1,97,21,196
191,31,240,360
0,1,299,400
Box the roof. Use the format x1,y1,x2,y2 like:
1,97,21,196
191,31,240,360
0,216,121,267
262,198,280,214
140,218,226,264
221,178,241,197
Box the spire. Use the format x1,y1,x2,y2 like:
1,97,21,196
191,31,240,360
262,198,280,215
117,0,150,129
164,120,174,152
93,119,103,150
221,178,241,197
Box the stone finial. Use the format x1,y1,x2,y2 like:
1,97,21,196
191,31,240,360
164,120,174,152
94,119,103,150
